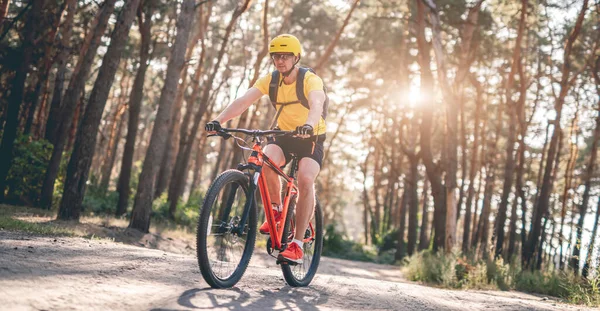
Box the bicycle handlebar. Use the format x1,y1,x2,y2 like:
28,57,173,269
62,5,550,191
208,128,296,139
221,128,293,136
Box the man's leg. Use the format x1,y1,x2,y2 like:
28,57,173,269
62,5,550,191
295,158,320,240
263,144,285,205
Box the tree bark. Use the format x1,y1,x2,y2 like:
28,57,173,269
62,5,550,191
58,0,141,220
494,0,527,260
419,179,430,251
526,0,588,269
416,0,445,252
115,2,154,217
0,0,9,25
582,56,600,277
164,0,251,221
39,0,117,209
99,99,128,192
422,0,483,252
0,0,45,202
129,0,196,232
43,0,77,140
395,192,408,261
571,88,599,274
155,5,206,202
583,197,600,278
23,1,66,136
462,76,483,253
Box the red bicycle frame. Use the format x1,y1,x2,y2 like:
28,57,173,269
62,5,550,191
246,140,315,251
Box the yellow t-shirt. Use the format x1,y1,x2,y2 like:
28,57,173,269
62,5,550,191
253,70,326,135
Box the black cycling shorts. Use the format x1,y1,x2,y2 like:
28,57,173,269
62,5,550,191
267,134,326,169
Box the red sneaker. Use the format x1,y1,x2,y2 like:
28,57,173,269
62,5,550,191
259,209,282,235
278,242,303,264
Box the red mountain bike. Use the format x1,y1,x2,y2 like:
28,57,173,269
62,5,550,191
196,128,323,288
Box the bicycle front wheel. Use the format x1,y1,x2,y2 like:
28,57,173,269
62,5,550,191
196,169,257,288
281,197,323,287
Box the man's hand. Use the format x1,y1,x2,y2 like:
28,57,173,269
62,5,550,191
294,124,313,138
205,120,221,134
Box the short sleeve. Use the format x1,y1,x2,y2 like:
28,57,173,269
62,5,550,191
252,74,272,95
304,73,324,96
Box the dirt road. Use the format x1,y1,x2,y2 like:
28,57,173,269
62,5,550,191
0,231,592,310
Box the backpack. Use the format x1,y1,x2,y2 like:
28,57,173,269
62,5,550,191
267,67,329,127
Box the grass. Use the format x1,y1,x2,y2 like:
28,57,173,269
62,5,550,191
0,208,74,236
404,249,600,307
0,204,197,253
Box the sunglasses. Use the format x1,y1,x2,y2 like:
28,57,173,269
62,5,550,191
271,54,295,61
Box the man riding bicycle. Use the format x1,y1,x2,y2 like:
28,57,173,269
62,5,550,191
205,34,327,264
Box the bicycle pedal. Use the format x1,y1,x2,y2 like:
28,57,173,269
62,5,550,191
276,256,298,266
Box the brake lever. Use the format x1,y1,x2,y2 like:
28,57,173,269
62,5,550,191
207,132,232,140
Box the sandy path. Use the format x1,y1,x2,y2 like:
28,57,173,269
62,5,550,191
0,231,592,311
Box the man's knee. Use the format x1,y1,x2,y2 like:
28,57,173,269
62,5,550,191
297,172,315,190
264,144,285,166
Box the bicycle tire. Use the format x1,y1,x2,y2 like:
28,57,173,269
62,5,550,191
196,169,257,288
280,197,323,287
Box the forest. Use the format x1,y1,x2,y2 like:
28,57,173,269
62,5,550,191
0,0,599,300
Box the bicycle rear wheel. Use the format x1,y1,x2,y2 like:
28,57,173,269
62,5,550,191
280,197,323,287
196,169,257,288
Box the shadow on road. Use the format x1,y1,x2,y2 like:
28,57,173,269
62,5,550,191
151,285,329,310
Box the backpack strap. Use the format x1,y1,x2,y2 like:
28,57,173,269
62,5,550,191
297,67,328,120
296,68,310,110
268,70,280,109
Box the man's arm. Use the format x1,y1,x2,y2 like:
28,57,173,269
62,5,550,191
213,87,264,124
305,90,326,128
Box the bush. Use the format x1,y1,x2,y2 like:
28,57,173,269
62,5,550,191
82,182,119,215
406,250,460,287
5,135,52,205
406,250,600,306
322,223,395,264
151,192,203,229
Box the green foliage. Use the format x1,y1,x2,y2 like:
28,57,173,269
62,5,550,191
322,223,395,264
515,270,568,298
406,250,600,306
405,250,460,287
82,183,119,216
0,214,73,236
152,191,203,229
5,135,52,206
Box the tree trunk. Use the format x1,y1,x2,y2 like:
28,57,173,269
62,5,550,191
526,0,588,269
462,76,483,253
165,0,251,222
406,154,419,256
494,0,528,260
43,0,77,140
155,6,206,202
0,0,45,201
416,0,445,252
115,3,154,217
129,0,196,232
558,104,580,268
99,100,128,192
571,99,599,275
582,56,600,277
395,193,407,261
419,179,430,251
583,197,600,278
0,0,9,25
58,0,141,220
23,1,66,136
39,0,117,209
188,132,208,199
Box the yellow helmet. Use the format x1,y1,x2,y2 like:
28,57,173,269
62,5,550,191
269,34,302,57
